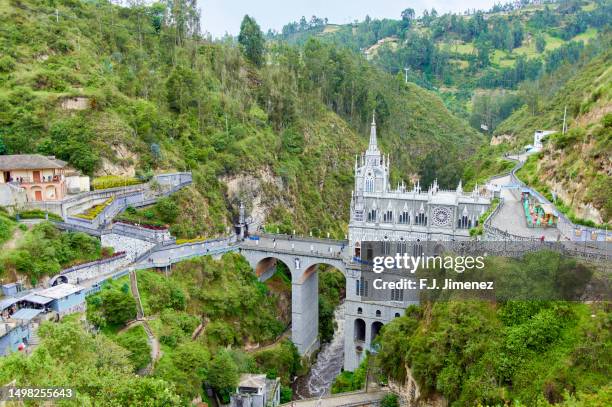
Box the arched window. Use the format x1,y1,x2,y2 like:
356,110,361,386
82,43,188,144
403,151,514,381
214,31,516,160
354,319,366,342
383,240,391,255
383,210,393,223
371,321,384,341
391,288,404,301
357,307,363,315
365,178,374,192
356,278,368,296
375,309,381,317
398,241,407,254
399,211,410,224
395,313,401,318
367,209,377,222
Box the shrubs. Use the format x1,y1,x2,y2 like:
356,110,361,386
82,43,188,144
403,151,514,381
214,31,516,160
331,356,367,393
16,210,63,221
86,281,137,328
0,222,101,283
0,214,15,245
92,176,143,190
253,340,301,384
115,197,179,229
74,197,114,220
114,324,152,371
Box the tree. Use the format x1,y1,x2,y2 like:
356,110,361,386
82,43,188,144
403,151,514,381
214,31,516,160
238,15,265,66
535,33,546,53
401,8,415,30
207,350,239,402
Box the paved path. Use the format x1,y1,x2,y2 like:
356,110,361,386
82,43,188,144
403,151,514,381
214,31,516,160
241,235,348,259
283,390,389,407
490,175,560,241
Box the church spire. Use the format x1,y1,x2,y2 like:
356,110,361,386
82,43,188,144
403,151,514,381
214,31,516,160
368,110,378,152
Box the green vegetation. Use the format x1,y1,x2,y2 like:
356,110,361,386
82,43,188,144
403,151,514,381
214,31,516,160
92,175,142,190
319,268,345,343
0,318,183,405
380,393,400,407
331,356,367,394
86,255,299,403
86,279,137,329
252,339,301,384
74,197,114,220
115,196,184,234
375,254,610,406
462,145,515,189
0,0,482,241
502,51,611,224
113,324,152,372
469,197,500,236
0,221,102,284
276,1,610,122
15,209,63,221
0,210,16,245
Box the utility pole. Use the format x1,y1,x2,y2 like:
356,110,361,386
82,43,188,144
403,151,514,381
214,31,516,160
562,105,567,134
55,9,59,23
404,67,409,84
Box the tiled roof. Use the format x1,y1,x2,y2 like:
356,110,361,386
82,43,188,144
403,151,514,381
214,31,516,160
0,154,67,170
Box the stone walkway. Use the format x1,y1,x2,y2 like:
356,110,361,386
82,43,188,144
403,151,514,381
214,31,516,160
490,175,560,241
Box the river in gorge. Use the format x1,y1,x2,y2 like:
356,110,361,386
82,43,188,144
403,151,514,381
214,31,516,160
293,302,346,399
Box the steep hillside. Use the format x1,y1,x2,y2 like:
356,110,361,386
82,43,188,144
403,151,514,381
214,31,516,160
0,0,481,239
275,0,610,124
375,253,611,406
496,51,611,225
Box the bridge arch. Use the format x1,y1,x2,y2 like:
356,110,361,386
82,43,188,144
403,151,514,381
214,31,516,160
49,274,68,286
371,321,384,342
239,239,348,356
354,318,366,342
254,256,293,282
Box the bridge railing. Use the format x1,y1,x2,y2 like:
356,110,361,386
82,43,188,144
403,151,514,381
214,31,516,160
253,232,348,246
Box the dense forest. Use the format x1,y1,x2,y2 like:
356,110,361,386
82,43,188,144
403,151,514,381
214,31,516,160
274,0,610,125
0,0,483,241
271,1,611,222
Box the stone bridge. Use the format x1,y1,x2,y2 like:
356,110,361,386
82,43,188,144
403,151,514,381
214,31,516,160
239,234,353,355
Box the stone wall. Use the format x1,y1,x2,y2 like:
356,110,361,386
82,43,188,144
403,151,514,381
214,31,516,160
50,253,130,286
101,233,156,261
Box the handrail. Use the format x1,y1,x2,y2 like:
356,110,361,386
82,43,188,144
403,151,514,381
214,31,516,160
254,232,347,245
486,154,610,242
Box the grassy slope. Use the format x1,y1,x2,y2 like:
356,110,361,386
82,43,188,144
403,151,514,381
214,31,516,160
497,51,611,224
0,0,481,240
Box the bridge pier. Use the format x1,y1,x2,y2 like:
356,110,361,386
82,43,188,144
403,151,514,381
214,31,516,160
291,270,319,355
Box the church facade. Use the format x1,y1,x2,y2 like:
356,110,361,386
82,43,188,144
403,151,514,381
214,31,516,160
343,114,492,370
348,114,491,257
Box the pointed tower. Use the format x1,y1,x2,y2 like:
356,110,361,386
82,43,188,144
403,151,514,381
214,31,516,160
353,110,390,195
365,111,381,165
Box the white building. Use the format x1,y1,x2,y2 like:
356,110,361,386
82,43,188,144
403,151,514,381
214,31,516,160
533,130,556,151
230,374,280,407
343,114,492,371
348,114,491,258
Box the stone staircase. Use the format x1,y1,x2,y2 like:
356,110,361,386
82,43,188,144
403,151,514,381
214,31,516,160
129,270,145,320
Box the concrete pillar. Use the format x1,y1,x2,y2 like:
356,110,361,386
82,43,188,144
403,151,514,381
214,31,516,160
291,270,319,355
343,312,365,371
